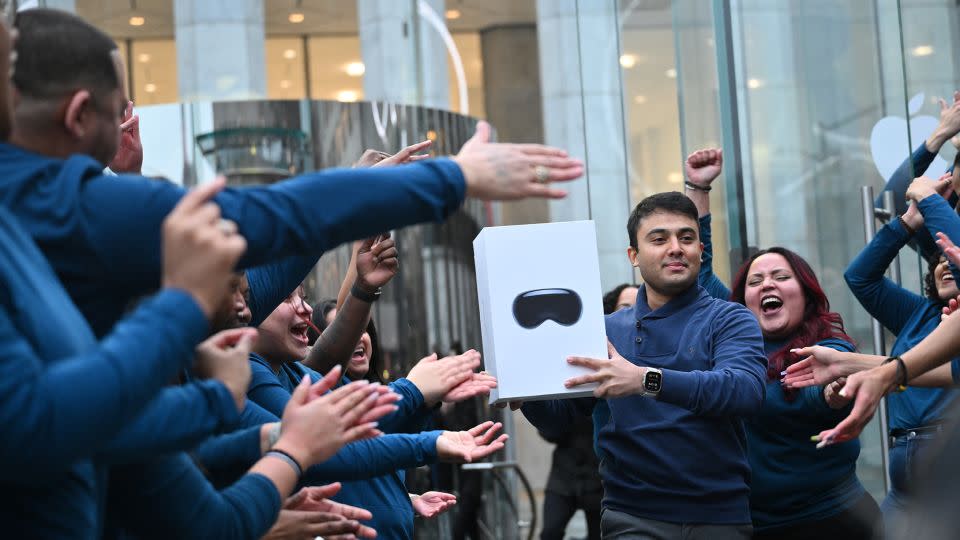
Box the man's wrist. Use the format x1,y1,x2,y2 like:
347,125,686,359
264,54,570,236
927,128,951,152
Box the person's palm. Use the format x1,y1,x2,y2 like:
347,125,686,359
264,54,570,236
411,491,456,518
436,421,508,463
356,234,398,289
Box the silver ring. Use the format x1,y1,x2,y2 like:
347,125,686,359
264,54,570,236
534,165,550,184
217,218,234,235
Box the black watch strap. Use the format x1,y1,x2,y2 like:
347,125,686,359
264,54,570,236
351,282,382,303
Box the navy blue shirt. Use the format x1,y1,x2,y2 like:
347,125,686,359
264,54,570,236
523,284,766,524
0,207,210,538
698,214,866,529
845,195,960,430
247,353,441,539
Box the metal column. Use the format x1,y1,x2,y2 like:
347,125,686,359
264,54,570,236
861,186,894,493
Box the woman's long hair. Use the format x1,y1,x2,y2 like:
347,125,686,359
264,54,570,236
729,247,853,380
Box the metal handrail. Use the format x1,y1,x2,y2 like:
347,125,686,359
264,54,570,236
461,460,537,540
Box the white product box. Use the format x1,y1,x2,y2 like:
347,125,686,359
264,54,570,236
473,220,608,404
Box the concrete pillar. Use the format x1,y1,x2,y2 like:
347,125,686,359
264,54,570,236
173,0,266,101
480,24,549,226
537,0,633,291
358,0,449,109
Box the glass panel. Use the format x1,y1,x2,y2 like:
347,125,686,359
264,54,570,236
264,37,307,99
130,39,178,105
730,0,914,499
307,36,364,102
448,32,486,118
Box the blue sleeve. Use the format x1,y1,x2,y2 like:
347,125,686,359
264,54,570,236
0,289,208,482
953,359,960,385
876,142,944,258
194,402,282,488
797,339,856,416
97,380,242,463
916,195,960,282
246,255,319,327
193,426,265,489
247,360,297,417
378,378,433,434
657,305,767,417
698,214,732,300
82,159,464,295
843,219,929,335
521,397,595,440
109,453,281,540
301,431,441,485
877,142,939,215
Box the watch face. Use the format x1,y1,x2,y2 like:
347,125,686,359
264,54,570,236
644,371,663,393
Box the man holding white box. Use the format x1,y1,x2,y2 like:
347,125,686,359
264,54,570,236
521,192,767,539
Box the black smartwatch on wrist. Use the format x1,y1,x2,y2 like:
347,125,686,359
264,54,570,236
640,367,663,398
351,282,382,303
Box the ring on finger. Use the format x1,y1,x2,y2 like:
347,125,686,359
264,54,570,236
534,165,550,184
217,218,235,235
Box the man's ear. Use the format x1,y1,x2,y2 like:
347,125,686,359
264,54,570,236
62,90,93,138
626,246,639,267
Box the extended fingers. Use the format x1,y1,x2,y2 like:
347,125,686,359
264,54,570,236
466,420,495,437
473,422,503,445
471,434,509,459
564,372,604,388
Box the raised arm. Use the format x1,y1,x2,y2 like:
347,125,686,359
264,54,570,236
304,234,397,375
843,202,928,334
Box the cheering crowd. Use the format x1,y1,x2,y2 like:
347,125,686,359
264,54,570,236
4,6,960,540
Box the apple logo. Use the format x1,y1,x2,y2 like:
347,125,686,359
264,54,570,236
870,92,950,181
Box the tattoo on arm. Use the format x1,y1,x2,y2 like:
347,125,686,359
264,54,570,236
303,290,371,375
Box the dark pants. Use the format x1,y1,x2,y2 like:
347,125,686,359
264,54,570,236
540,490,602,540
600,508,751,540
753,492,882,540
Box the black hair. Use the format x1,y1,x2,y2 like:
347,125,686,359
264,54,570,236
307,299,338,345
13,9,120,105
603,283,636,314
307,298,383,384
924,253,948,303
626,191,699,249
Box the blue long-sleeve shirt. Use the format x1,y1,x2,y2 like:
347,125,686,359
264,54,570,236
522,284,767,524
697,215,865,528
0,207,209,538
246,354,440,539
845,196,960,430
106,454,281,540
876,141,955,259
0,143,465,338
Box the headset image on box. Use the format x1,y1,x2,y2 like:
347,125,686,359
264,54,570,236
512,288,583,329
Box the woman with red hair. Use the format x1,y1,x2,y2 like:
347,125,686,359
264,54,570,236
685,149,880,539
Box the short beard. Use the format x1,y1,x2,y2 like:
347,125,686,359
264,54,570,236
642,272,697,299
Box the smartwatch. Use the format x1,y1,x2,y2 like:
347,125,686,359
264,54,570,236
351,282,382,303
640,367,663,398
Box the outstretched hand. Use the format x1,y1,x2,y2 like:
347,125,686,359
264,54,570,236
935,232,960,270
905,173,953,203
411,491,457,519
454,121,583,201
811,362,898,448
781,345,872,389
436,421,509,463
